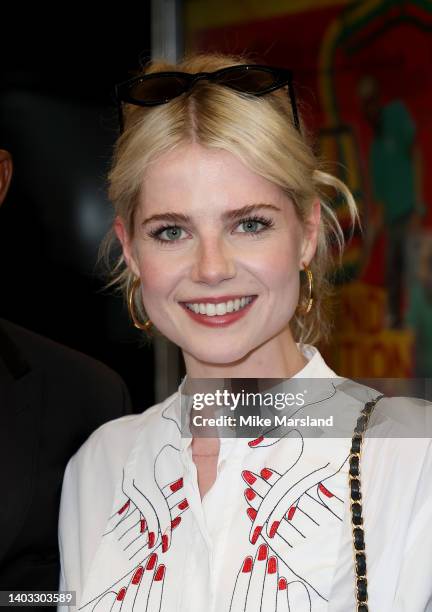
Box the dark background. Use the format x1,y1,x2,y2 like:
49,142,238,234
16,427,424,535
0,6,156,411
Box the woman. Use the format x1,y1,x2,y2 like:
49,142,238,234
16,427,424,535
58,54,432,611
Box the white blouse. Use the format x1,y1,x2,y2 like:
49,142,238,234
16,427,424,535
58,344,432,611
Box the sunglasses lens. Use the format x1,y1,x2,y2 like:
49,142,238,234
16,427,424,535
127,75,189,104
215,68,280,93
116,66,299,133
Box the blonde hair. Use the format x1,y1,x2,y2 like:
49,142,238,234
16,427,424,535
101,52,360,346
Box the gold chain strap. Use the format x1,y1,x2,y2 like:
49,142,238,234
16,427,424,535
349,394,385,612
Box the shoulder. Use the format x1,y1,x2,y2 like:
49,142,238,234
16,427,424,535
0,318,122,383
367,393,432,438
360,393,432,495
330,378,432,441
0,318,131,422
334,378,431,425
70,390,179,480
60,393,178,534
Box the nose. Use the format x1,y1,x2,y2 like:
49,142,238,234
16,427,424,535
191,236,236,285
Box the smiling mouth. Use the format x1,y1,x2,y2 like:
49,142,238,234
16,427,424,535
181,295,257,317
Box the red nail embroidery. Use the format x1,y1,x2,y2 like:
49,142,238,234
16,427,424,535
140,518,147,533
148,532,155,548
247,507,257,521
170,478,183,492
278,577,287,590
118,500,130,515
154,565,165,581
171,516,181,529
269,520,280,538
116,587,126,601
242,470,257,485
245,488,256,501
251,525,262,545
319,483,334,498
132,566,144,585
249,436,264,447
146,553,157,571
162,534,169,553
258,544,268,561
242,556,253,573
178,499,189,511
287,505,297,521
242,470,256,484
261,468,273,480
267,556,277,574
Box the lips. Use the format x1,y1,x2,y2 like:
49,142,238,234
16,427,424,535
179,294,256,304
186,295,254,316
179,295,257,327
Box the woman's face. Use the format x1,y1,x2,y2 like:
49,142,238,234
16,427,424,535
115,143,320,369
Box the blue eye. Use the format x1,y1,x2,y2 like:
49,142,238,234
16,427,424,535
238,218,269,233
148,215,274,246
150,225,184,242
154,226,185,242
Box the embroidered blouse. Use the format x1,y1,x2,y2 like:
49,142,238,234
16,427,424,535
58,344,432,611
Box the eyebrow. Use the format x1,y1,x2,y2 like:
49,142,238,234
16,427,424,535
141,203,281,227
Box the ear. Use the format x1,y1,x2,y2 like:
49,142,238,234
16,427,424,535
0,150,13,207
114,216,140,277
300,198,321,268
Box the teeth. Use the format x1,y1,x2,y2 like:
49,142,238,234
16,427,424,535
215,303,225,315
185,296,254,316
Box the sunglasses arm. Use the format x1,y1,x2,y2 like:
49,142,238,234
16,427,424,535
115,85,125,134
287,80,301,133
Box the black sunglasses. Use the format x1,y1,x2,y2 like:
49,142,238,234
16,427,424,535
114,64,301,134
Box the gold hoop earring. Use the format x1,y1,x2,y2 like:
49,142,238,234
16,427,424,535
297,265,313,315
127,278,153,332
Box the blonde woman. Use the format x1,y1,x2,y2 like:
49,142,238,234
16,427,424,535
58,54,432,612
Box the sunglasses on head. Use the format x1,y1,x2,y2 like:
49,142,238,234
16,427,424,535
114,64,301,134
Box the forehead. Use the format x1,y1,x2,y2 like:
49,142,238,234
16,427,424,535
139,143,287,212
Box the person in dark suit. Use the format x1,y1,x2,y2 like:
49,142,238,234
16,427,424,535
0,149,132,603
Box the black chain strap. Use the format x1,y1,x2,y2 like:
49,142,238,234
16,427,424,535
349,394,385,612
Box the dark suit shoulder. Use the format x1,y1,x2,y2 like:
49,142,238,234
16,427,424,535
1,318,121,382
0,318,132,424
0,319,133,590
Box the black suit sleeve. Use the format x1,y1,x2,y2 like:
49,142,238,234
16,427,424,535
0,318,134,604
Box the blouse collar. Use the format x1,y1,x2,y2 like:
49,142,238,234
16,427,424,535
178,343,339,392
174,344,342,452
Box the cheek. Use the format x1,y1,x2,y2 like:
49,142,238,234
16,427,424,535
252,240,300,285
252,242,301,318
135,251,178,297
272,266,301,309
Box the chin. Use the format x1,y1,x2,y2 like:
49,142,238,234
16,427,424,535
183,343,252,367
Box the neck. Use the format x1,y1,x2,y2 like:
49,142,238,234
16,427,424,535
182,327,308,379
